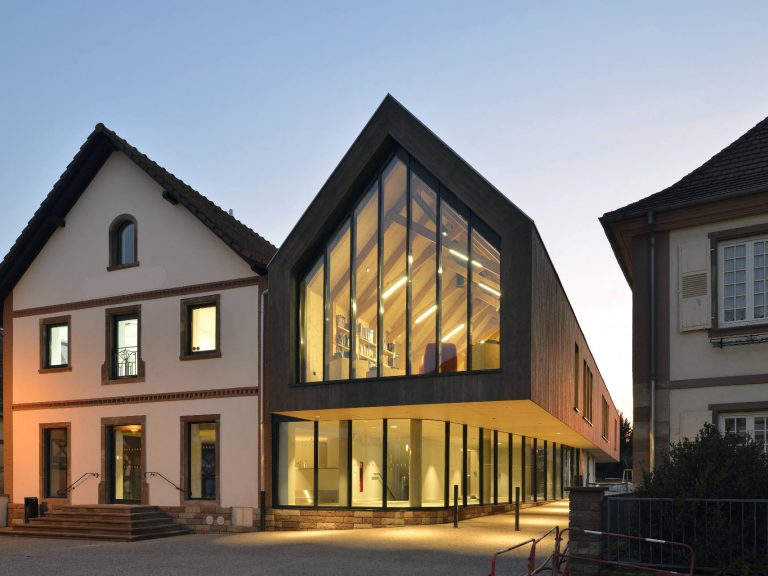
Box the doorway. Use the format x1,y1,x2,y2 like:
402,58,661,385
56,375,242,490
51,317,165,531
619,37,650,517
107,424,144,503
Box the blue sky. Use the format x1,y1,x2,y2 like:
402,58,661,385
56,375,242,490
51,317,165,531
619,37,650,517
3,1,768,417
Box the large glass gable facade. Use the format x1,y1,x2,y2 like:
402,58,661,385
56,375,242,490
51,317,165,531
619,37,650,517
299,150,501,383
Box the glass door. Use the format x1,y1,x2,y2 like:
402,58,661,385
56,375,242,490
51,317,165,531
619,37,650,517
109,424,143,503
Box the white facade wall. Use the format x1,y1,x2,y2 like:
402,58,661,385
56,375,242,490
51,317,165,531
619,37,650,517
668,214,768,443
9,151,262,508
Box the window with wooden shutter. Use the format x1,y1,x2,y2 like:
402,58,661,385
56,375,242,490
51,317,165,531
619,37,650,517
678,240,711,332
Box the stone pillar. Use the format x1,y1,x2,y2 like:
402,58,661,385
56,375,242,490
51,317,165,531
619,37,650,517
567,487,607,575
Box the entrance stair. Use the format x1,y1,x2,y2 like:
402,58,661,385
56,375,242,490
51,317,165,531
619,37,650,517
10,504,190,541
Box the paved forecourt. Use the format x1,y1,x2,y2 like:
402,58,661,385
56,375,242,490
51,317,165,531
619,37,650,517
0,500,569,576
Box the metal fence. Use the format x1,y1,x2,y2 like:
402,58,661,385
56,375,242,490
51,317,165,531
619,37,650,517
605,497,768,571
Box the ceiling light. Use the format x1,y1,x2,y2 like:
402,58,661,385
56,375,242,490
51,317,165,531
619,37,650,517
382,276,407,299
414,304,437,325
449,249,482,267
441,323,465,343
477,282,501,298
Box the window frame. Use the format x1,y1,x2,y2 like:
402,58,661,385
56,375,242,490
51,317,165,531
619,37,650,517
719,412,768,453
709,224,768,335
180,415,220,503
102,305,145,385
717,236,768,328
108,214,139,271
179,295,221,360
39,315,72,373
40,422,71,501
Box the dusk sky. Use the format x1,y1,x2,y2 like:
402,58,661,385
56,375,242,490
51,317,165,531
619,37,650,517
3,1,768,417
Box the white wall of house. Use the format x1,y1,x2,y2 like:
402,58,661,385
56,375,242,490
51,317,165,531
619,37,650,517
668,214,768,444
9,151,262,508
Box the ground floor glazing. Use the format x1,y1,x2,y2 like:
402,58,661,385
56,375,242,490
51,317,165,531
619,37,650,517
275,417,582,509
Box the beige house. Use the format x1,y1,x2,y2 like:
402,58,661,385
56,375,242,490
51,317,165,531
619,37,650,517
0,125,275,531
602,115,768,478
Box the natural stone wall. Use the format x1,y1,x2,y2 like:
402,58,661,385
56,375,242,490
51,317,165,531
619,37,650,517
265,500,551,531
567,487,607,575
162,504,258,533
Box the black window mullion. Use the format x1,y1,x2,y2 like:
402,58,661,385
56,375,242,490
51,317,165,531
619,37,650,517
444,421,450,507
382,419,388,508
405,156,412,376
543,440,548,501
467,216,473,370
521,436,526,502
347,420,353,508
435,195,442,372
313,421,319,507
508,433,513,505
533,438,538,502
322,249,329,382
493,430,498,505
462,425,467,506
479,428,484,505
377,174,384,377
350,214,357,379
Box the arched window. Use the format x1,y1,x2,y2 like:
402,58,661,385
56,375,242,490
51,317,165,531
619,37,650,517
109,215,137,268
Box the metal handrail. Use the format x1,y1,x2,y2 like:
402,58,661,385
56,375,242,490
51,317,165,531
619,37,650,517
144,471,189,497
57,472,100,496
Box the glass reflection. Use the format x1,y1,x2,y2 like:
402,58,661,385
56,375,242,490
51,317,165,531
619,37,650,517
353,185,379,378
302,257,324,382
326,221,351,381
449,423,463,506
471,228,500,370
352,420,383,507
498,433,510,503
387,419,411,507
318,421,349,506
482,430,493,504
467,426,480,504
440,201,468,371
278,421,315,505
381,158,407,377
420,420,446,507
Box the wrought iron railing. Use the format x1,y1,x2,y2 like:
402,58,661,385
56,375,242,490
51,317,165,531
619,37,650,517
144,471,190,498
57,472,100,497
605,496,768,571
114,346,138,377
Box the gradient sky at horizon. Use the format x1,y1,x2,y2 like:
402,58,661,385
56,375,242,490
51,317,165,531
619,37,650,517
3,1,768,418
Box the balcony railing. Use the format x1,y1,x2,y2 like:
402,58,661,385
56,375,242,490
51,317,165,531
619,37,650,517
114,346,138,377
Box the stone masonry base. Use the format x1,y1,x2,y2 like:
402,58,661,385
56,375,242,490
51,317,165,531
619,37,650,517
265,500,554,531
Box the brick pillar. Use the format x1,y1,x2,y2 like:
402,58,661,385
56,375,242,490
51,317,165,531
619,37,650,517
567,487,607,575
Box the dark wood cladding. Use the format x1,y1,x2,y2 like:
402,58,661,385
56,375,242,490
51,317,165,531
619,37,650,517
529,230,620,458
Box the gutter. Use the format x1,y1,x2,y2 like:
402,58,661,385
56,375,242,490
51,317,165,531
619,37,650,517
647,211,656,470
259,287,268,501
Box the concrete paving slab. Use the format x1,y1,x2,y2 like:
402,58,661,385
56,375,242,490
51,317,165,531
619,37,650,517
0,500,569,576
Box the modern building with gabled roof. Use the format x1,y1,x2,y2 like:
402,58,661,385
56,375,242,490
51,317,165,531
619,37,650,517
1,123,274,534
265,95,619,529
602,114,768,480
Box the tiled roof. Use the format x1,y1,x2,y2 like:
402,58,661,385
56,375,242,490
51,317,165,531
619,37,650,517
0,125,276,301
603,115,768,222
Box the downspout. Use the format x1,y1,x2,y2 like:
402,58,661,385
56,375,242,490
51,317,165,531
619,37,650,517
259,287,269,504
647,211,656,471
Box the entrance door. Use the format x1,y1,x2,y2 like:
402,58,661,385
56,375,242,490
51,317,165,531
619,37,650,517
108,424,143,503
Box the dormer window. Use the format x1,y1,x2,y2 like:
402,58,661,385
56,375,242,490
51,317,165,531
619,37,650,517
109,215,138,269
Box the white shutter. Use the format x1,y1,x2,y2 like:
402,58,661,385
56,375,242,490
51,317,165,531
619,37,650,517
678,240,711,331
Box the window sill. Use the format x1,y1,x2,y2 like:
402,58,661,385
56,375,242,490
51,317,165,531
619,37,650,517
102,375,145,385
583,417,593,426
107,261,140,272
708,323,768,338
180,351,222,361
39,366,72,374
573,407,581,414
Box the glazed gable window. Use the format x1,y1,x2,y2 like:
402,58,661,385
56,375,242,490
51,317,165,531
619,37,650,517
298,150,501,383
719,238,768,326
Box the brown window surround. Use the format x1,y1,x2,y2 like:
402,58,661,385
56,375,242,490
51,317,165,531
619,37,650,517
99,415,148,505
39,315,72,373
40,422,71,503
180,414,220,505
179,295,221,361
101,305,145,385
107,214,139,271
709,222,768,338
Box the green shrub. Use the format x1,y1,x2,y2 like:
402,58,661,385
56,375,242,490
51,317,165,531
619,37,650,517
637,423,768,499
